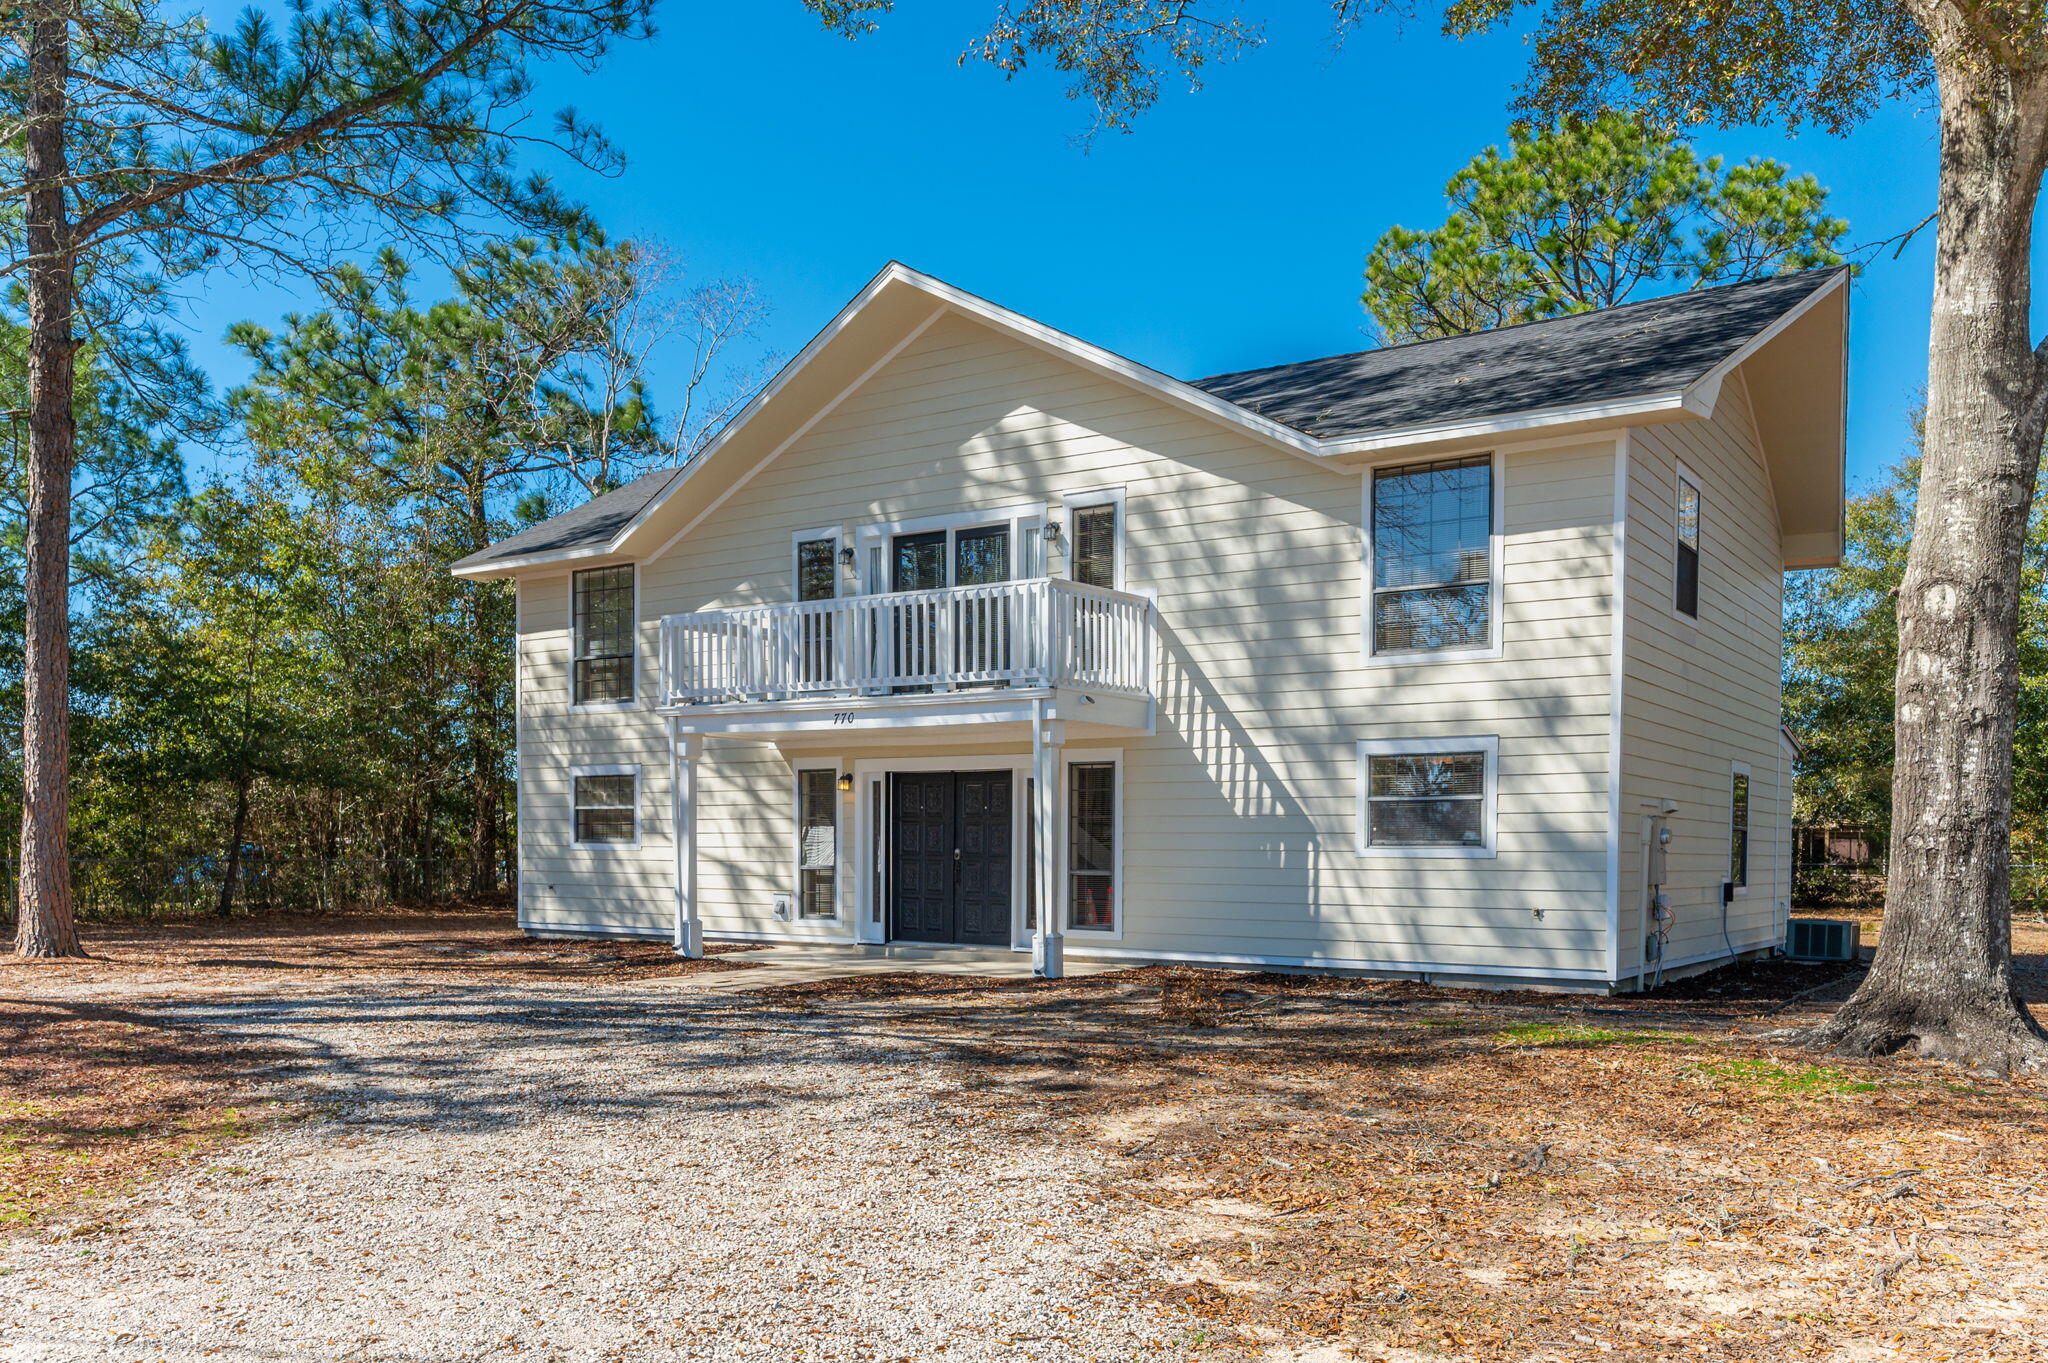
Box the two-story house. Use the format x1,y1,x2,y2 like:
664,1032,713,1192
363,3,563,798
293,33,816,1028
452,262,1846,991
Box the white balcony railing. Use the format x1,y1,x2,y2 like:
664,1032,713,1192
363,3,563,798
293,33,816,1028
659,577,1153,706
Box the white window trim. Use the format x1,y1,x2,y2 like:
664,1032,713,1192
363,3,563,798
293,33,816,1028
1062,746,1125,939
570,763,642,850
1673,460,1704,628
1354,735,1500,859
851,502,1048,594
791,759,844,920
1059,486,1128,591
569,563,641,712
791,526,844,602
1361,450,1505,666
1728,760,1752,896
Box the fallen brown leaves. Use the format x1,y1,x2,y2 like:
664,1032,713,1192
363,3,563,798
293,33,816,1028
0,910,759,990
783,956,2048,1362
0,1001,299,1235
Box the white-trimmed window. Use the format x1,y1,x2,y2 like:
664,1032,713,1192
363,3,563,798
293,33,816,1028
1355,736,1499,858
1676,472,1702,619
572,565,636,705
793,528,841,603
571,766,639,847
1728,764,1750,891
1067,758,1119,931
795,767,840,919
1366,453,1500,659
1062,488,1125,591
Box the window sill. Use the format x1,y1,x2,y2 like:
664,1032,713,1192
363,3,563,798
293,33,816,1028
1362,644,1503,668
572,839,643,852
1353,845,1498,860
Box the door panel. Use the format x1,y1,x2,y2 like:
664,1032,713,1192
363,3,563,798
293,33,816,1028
953,771,1013,945
889,773,954,943
886,770,1013,946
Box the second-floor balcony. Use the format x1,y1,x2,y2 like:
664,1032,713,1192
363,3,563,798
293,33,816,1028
658,577,1154,712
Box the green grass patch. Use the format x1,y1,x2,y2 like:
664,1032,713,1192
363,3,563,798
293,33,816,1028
1495,1022,1691,1048
1688,1057,1877,1095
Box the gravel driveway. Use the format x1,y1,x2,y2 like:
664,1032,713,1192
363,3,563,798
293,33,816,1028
0,981,1204,1361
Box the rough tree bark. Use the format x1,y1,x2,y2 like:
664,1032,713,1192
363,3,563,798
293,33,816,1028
14,0,84,959
215,774,252,918
1805,35,2048,1069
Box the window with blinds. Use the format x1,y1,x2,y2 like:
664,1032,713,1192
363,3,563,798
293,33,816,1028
1070,501,1118,590
1068,762,1116,930
796,768,839,919
1371,455,1493,655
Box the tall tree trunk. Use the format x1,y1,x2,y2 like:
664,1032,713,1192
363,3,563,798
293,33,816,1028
464,485,499,900
1806,52,2048,1069
215,775,252,918
14,1,83,959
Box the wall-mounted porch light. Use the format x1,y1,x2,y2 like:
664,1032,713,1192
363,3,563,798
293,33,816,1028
837,772,854,793
838,545,857,568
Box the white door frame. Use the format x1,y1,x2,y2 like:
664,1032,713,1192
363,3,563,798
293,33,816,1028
851,752,1034,950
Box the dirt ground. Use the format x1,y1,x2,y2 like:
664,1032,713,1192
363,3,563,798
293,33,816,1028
6,911,2048,1361
0,909,758,991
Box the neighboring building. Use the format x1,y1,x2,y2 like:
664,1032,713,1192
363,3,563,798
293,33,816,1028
452,263,1846,991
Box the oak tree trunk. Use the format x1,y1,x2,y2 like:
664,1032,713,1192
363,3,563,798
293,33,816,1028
1805,53,2048,1069
14,1,83,959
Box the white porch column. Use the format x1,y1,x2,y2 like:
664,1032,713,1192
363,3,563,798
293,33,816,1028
1032,707,1065,979
671,724,703,958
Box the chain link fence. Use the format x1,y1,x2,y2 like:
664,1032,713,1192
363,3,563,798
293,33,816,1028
1794,825,2048,917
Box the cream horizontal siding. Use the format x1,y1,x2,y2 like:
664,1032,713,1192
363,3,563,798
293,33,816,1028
1620,369,1793,978
600,311,1620,977
513,571,676,938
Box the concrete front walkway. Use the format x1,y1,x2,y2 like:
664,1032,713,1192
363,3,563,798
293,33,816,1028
668,942,1129,992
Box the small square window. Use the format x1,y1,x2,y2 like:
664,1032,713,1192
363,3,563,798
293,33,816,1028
573,770,637,846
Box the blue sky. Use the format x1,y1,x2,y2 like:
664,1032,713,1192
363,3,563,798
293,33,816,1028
179,5,1952,490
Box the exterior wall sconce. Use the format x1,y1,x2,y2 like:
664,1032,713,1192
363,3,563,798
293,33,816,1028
837,545,857,568
837,772,854,793
1044,520,1064,548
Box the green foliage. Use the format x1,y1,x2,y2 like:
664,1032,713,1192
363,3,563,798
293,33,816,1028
1363,114,1848,343
1784,450,2048,859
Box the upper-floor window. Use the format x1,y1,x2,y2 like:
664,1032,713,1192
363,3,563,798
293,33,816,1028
1064,489,1124,590
1676,474,1701,618
573,565,634,705
1369,454,1495,657
795,532,839,602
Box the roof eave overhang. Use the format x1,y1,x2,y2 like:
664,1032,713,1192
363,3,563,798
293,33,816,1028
450,265,1849,579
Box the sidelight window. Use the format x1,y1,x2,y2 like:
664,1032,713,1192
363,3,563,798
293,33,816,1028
1068,761,1117,931
796,767,840,919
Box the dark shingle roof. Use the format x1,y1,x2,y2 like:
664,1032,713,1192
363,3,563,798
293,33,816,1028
1190,268,1843,440
451,466,681,570
456,268,1840,569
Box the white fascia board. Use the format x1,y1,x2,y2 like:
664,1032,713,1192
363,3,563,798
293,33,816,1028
454,264,1842,579
1316,390,1693,459
1679,269,1847,413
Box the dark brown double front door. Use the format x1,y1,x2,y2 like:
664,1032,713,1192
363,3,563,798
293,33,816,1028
888,770,1013,945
